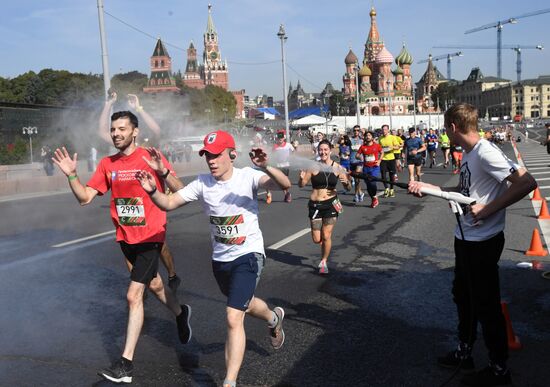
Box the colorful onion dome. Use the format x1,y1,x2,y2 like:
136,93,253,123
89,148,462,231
375,46,394,64
344,49,358,65
395,44,413,65
393,66,404,75
359,64,372,77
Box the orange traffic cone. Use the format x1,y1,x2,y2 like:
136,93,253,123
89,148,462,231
539,200,550,220
531,188,543,201
525,228,548,256
501,302,522,350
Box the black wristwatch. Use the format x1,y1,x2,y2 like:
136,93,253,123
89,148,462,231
147,187,157,195
159,169,170,179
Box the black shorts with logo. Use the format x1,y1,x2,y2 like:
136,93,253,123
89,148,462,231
308,197,339,220
120,241,161,285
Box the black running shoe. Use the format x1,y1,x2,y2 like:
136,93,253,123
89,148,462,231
168,275,181,293
437,350,475,371
176,304,192,344
99,358,133,384
460,365,511,386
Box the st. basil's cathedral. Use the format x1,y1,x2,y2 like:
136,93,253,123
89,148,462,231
342,7,441,115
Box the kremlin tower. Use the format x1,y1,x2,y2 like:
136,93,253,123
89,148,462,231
183,4,229,90
143,39,179,94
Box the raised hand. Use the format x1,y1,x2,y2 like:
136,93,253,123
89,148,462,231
135,170,157,194
249,147,268,168
143,147,165,174
127,94,140,110
107,91,117,104
52,147,77,176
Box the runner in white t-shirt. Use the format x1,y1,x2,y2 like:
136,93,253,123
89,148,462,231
136,130,291,387
266,129,294,203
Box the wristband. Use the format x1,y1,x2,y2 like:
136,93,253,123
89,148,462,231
136,106,144,113
159,169,170,179
68,174,78,181
147,186,157,195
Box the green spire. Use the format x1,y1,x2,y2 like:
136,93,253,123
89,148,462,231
206,4,216,35
152,38,168,57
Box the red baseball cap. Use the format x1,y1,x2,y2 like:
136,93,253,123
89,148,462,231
199,130,236,156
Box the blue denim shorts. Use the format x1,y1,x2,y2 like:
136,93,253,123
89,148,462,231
212,252,265,311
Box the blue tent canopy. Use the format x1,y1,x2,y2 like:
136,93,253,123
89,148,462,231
289,105,328,119
255,107,281,116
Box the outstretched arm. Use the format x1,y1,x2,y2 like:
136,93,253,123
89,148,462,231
52,147,98,205
142,147,184,191
250,147,291,191
98,92,117,144
135,170,187,211
128,94,161,136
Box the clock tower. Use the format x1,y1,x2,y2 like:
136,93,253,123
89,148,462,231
202,4,228,90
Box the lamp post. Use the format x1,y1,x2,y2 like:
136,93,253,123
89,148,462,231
96,0,111,100
22,126,38,164
412,83,417,129
355,62,361,126
386,79,393,129
367,102,371,129
277,24,290,141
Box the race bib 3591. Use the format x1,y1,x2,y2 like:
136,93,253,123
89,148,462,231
210,214,246,245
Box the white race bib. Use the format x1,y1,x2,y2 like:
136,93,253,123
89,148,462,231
115,197,146,226
365,155,375,162
383,146,391,152
210,214,246,245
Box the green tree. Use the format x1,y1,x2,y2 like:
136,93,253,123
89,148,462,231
431,82,457,111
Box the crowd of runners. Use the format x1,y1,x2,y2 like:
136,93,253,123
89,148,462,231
50,93,533,387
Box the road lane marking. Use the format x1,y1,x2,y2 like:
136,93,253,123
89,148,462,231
530,171,550,175
268,228,311,250
52,230,116,248
525,167,550,171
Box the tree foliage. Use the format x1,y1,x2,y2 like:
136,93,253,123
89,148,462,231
1,70,237,122
431,82,457,110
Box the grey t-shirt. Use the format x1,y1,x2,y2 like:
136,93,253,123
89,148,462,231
457,139,520,241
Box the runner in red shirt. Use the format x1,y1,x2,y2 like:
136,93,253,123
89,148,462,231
98,91,182,293
52,110,191,384
356,131,383,208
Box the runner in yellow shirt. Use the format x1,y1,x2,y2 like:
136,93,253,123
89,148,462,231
378,125,400,197
392,129,405,176
439,129,451,168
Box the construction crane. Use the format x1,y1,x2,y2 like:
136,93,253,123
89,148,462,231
464,8,550,78
417,52,463,80
433,44,543,82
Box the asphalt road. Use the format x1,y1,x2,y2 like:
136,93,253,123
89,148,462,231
0,140,549,387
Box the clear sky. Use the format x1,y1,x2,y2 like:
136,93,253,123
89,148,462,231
2,0,549,99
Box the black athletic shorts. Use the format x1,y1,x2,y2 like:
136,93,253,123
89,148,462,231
407,157,422,166
308,197,339,220
119,241,161,285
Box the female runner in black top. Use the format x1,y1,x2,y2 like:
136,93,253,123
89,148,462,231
299,139,350,274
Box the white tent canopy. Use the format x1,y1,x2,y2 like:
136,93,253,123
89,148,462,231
292,114,327,126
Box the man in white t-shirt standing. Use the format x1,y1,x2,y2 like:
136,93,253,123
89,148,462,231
409,103,536,387
136,130,291,387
